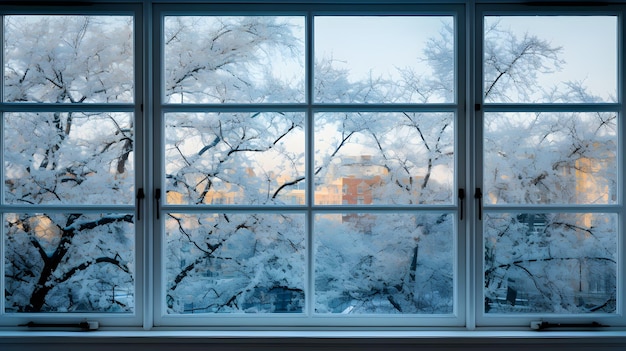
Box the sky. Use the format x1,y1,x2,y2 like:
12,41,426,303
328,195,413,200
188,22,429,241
315,15,617,101
314,16,449,82
489,15,617,101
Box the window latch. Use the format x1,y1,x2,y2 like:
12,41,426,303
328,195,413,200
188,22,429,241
136,188,145,221
155,188,162,220
458,188,465,220
474,188,483,220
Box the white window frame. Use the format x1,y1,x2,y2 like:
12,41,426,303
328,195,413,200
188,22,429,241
152,2,467,328
0,0,625,331
473,3,626,328
0,3,145,328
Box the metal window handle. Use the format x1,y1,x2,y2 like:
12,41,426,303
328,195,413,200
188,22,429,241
136,188,145,221
458,188,465,221
474,188,483,221
19,321,99,331
530,320,607,331
155,188,161,220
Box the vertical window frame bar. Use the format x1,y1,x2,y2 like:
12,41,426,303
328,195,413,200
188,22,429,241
305,10,315,318
0,13,5,318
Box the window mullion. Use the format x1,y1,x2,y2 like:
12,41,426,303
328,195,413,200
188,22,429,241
305,10,315,319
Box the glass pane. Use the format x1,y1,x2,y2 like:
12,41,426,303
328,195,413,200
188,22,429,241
4,112,135,205
164,16,305,103
314,212,454,314
165,213,305,314
315,16,454,103
484,112,617,205
484,212,617,314
4,212,135,313
314,112,454,205
483,16,616,103
165,112,305,205
4,16,134,103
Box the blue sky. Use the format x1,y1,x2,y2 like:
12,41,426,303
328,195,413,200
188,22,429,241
315,15,616,100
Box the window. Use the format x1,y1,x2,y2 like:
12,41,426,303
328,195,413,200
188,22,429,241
0,1,624,331
155,4,462,327
476,6,621,327
1,4,143,327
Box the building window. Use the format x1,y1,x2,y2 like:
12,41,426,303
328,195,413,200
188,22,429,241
0,1,623,330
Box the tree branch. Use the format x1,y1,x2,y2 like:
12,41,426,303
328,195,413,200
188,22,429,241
57,256,130,284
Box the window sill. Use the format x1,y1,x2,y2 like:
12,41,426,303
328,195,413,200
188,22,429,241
1,328,626,340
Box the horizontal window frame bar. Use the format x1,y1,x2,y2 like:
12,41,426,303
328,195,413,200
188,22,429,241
480,4,624,16
162,104,618,113
481,103,621,113
0,205,136,213
0,4,141,15
155,3,463,14
0,311,140,322
155,316,465,329
160,104,460,113
0,103,137,113
161,310,459,318
160,205,459,212
483,205,622,212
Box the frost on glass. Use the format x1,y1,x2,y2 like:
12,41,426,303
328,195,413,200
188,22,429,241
315,16,454,103
315,212,454,314
484,16,617,103
165,213,305,314
3,16,134,103
164,16,305,103
314,112,454,205
484,112,617,205
165,112,305,205
4,112,135,205
484,212,616,314
4,212,135,313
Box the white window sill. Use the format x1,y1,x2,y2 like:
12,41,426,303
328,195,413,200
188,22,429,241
1,329,626,339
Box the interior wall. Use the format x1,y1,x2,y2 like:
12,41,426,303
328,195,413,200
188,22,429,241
2,337,626,351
